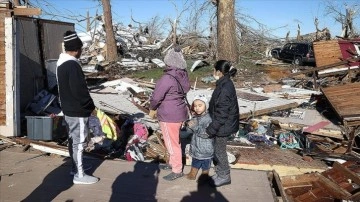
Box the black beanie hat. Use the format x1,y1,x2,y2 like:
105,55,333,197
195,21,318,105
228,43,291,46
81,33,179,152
63,30,83,51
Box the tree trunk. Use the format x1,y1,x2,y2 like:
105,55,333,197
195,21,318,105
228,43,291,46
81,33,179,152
217,0,238,63
13,0,20,6
172,19,177,45
101,0,118,62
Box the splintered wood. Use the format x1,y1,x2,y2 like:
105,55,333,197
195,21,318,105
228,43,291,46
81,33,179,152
321,82,360,126
276,161,360,202
313,40,343,67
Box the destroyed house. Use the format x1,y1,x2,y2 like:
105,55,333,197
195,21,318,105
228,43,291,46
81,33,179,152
0,4,74,137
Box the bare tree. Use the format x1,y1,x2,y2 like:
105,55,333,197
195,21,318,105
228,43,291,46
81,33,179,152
100,0,118,62
146,15,166,43
285,31,290,42
216,0,238,63
13,0,20,6
324,0,360,38
168,0,189,45
296,24,302,41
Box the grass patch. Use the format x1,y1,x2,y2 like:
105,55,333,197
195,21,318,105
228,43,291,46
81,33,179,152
128,60,214,83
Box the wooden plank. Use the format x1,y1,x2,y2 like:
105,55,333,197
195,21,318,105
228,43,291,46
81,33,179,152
322,88,360,96
13,7,41,16
322,87,360,95
280,173,318,187
0,10,12,17
322,82,360,92
315,172,352,199
332,161,360,185
289,60,349,77
278,123,343,139
313,40,343,67
284,185,312,198
273,170,291,202
345,120,360,127
350,192,360,201
240,102,299,119
303,121,330,133
321,82,360,120
294,185,329,202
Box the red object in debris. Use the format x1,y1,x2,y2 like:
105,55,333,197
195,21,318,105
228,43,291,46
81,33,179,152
338,38,360,66
303,121,330,133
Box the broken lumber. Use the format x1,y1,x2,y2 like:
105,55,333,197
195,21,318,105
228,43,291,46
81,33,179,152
288,57,360,77
303,121,330,133
30,143,69,157
277,122,343,140
240,102,299,119
332,161,360,185
13,7,41,16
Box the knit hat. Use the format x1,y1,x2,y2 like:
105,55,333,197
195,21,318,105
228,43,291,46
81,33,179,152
193,94,208,110
63,30,83,51
164,46,187,69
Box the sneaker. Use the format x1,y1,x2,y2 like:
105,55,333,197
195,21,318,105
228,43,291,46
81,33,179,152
159,164,172,170
70,163,92,175
209,174,231,187
73,174,99,185
211,174,218,181
163,172,184,181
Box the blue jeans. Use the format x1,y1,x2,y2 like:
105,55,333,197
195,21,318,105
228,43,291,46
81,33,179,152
191,158,211,170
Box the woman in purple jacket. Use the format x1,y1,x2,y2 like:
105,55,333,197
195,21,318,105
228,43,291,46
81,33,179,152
149,47,190,181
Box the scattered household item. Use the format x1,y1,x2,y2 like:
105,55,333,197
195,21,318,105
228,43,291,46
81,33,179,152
26,90,61,115
25,116,53,141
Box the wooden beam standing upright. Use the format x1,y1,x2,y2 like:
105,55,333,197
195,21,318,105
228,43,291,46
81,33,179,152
13,7,41,16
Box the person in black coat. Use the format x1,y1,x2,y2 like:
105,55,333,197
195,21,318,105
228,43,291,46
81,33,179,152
206,60,239,187
57,31,98,185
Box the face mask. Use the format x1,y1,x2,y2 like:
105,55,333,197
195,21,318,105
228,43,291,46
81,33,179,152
213,69,222,80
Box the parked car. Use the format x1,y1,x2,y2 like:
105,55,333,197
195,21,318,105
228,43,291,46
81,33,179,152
278,42,315,66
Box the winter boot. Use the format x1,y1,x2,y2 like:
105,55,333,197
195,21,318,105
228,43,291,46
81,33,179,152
185,167,199,180
197,170,210,185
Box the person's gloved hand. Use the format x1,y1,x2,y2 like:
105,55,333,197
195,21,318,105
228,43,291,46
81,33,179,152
149,110,157,119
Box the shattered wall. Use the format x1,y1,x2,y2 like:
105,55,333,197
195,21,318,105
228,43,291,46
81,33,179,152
16,17,43,112
313,40,342,67
15,17,74,113
0,12,10,125
40,20,74,60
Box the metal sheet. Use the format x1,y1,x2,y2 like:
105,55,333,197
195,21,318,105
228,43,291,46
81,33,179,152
187,89,299,119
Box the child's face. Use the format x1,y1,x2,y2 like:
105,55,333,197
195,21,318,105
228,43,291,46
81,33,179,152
193,100,206,115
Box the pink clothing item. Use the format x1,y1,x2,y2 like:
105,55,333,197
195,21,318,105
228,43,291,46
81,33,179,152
160,121,183,173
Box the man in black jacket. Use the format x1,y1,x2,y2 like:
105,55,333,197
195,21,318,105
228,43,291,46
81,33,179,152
56,30,99,184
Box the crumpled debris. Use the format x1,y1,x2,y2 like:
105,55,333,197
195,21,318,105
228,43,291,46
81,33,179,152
244,120,275,146
201,75,216,83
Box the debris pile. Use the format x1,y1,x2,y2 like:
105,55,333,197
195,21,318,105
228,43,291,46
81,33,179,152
77,23,166,70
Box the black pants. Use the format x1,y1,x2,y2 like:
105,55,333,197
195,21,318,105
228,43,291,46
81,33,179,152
213,136,230,177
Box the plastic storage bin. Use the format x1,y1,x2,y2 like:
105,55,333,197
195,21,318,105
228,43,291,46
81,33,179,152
26,116,53,140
